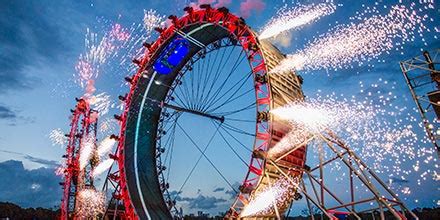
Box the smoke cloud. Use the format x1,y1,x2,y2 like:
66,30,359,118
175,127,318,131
240,0,265,18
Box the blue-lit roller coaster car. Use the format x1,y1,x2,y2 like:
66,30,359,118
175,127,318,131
153,37,190,75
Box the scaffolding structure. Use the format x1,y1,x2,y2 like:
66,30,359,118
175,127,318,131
60,98,99,220
400,49,440,157
251,129,418,220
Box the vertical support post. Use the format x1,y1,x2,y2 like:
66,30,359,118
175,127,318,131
379,203,385,220
301,179,316,220
319,142,324,207
349,157,355,212
307,173,361,219
265,172,280,219
319,134,404,220
113,199,119,220
349,148,419,220
269,160,336,220
400,60,440,156
308,172,322,205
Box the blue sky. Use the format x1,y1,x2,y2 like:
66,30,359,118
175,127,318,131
0,0,439,216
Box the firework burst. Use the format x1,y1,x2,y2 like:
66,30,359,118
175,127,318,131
97,136,117,157
259,2,336,40
240,177,298,217
75,188,106,218
143,9,166,32
92,158,114,177
75,24,130,88
269,79,438,201
49,128,67,147
99,117,118,134
272,4,429,72
79,134,95,170
88,92,112,116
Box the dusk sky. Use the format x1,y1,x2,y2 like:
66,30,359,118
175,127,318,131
0,0,439,216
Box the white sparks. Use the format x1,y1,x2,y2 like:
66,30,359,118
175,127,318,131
402,187,411,195
143,9,165,32
79,135,95,170
259,3,336,39
99,117,118,133
76,188,106,218
268,88,429,183
271,102,338,133
49,128,67,147
88,92,112,116
267,125,309,159
75,24,130,88
272,5,428,72
92,158,114,177
241,177,297,217
97,136,116,157
30,183,41,191
55,165,65,176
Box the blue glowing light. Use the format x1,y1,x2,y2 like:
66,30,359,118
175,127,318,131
153,37,190,75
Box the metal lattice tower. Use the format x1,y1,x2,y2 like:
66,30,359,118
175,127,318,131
60,98,99,220
264,131,418,220
400,49,440,157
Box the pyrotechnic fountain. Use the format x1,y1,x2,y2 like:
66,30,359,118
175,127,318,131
59,98,101,219
272,4,429,73
58,98,120,219
258,2,336,40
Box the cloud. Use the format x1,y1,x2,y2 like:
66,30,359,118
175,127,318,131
271,31,294,48
170,189,228,210
179,195,227,209
0,104,35,125
0,149,60,168
213,0,231,8
213,187,225,192
224,182,240,199
390,177,410,184
191,0,231,8
0,160,62,208
23,155,60,168
168,190,182,199
0,0,67,93
240,0,265,18
0,105,17,119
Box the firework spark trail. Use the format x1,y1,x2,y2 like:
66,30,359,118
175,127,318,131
272,4,428,72
97,136,117,157
83,9,165,118
75,24,130,89
99,117,118,133
259,2,336,40
76,189,106,218
267,125,309,159
88,92,111,116
49,128,67,147
79,135,95,170
270,95,419,172
144,9,166,32
92,158,114,177
58,10,166,180
269,79,438,199
240,177,297,217
74,9,165,94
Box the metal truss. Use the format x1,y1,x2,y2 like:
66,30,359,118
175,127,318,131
60,98,99,220
400,49,440,157
267,131,418,220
